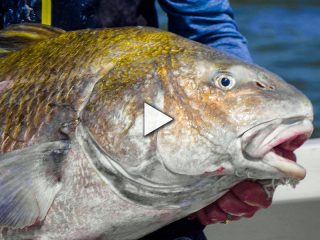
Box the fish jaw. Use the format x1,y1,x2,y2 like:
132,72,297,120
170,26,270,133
233,117,313,181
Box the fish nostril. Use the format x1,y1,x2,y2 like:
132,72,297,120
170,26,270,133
255,81,275,90
268,84,275,90
255,81,266,89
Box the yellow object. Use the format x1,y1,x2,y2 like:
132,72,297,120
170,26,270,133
41,0,52,25
223,214,233,224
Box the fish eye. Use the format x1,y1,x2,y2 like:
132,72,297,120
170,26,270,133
213,73,236,90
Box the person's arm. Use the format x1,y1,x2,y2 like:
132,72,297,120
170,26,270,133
158,0,252,62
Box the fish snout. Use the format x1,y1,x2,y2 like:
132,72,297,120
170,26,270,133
282,81,314,120
256,76,314,122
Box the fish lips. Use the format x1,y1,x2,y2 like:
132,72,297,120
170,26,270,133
240,118,313,180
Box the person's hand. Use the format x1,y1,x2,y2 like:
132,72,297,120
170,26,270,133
190,180,275,225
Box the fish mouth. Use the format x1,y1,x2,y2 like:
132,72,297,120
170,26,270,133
241,118,313,180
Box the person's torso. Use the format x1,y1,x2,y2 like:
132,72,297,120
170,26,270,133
0,0,158,30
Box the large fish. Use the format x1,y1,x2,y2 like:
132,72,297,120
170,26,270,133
0,24,314,240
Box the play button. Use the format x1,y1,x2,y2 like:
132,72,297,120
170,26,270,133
144,103,173,136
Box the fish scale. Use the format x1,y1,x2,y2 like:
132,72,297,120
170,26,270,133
0,33,107,152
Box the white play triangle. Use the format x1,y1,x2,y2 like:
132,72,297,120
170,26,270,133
144,103,173,136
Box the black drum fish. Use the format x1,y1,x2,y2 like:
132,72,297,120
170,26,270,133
0,24,313,239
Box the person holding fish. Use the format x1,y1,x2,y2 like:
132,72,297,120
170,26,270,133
1,1,311,240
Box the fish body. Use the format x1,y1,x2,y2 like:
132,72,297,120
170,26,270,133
0,24,314,239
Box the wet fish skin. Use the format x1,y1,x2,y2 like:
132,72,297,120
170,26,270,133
0,24,313,239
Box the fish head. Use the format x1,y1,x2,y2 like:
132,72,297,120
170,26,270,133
82,30,313,191
155,45,313,183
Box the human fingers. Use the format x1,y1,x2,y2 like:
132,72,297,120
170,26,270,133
216,191,258,216
231,180,273,208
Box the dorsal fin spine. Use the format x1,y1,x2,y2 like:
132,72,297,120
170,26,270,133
0,24,65,57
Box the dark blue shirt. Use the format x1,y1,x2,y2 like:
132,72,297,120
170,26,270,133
158,0,252,62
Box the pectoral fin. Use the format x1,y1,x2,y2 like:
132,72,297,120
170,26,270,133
0,141,69,229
